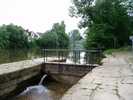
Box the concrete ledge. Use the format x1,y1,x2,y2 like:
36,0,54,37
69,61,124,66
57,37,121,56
42,62,97,77
0,59,44,99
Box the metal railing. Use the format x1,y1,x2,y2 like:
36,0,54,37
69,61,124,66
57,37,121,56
43,49,102,65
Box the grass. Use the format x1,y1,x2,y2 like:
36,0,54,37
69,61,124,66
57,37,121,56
104,46,132,55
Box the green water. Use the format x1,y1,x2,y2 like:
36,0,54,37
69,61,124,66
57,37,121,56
0,49,43,64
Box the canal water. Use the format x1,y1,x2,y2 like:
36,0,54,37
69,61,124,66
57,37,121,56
14,82,71,100
0,49,43,64
13,75,72,100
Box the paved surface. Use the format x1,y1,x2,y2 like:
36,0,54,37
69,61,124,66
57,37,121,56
61,52,133,100
0,58,44,75
0,56,69,75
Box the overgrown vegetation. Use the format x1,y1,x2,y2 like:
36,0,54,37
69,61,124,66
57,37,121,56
70,0,133,50
0,24,29,49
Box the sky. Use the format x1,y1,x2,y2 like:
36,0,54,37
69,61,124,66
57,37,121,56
0,0,81,33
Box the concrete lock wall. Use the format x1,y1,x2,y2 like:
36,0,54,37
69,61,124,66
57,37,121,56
42,62,97,84
0,60,43,99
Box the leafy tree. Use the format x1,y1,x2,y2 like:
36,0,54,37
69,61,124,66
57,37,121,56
7,24,29,49
52,21,69,49
36,31,58,49
0,25,10,49
0,24,29,49
37,21,69,49
70,0,133,49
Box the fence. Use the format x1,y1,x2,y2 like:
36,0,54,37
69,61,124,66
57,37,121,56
43,49,102,64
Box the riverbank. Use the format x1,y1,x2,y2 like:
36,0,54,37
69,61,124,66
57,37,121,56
61,51,133,100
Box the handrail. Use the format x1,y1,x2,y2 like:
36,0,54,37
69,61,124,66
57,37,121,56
43,49,102,65
43,49,101,52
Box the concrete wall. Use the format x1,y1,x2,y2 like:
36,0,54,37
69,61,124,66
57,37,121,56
0,60,43,100
42,62,97,84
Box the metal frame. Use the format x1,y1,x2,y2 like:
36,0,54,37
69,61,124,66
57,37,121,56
43,49,102,65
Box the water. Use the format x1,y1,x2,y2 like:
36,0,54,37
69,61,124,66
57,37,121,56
14,75,71,100
16,75,51,100
66,51,86,64
0,49,43,64
44,81,71,100
39,75,47,85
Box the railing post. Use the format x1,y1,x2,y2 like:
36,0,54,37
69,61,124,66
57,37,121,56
73,50,76,64
45,49,47,62
44,49,46,63
79,50,80,64
75,50,77,64
43,49,102,65
86,51,88,64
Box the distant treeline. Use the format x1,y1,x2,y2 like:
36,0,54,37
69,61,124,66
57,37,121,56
0,22,83,50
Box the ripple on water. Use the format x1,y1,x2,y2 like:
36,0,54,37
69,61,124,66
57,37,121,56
14,82,71,100
15,85,53,100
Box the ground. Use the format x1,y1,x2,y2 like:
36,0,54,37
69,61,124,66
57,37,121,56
61,51,133,100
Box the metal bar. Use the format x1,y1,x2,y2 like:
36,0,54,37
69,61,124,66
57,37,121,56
74,50,76,64
44,49,45,63
79,50,80,64
42,49,102,64
46,50,47,62
44,49,100,52
86,51,88,64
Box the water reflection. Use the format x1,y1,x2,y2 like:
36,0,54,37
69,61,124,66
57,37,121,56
0,49,43,64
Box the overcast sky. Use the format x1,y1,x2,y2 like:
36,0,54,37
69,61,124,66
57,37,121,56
0,0,80,33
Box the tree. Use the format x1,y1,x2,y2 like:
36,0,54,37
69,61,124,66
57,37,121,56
0,25,9,49
52,21,69,49
36,21,69,49
70,0,133,49
0,24,29,49
36,31,58,49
